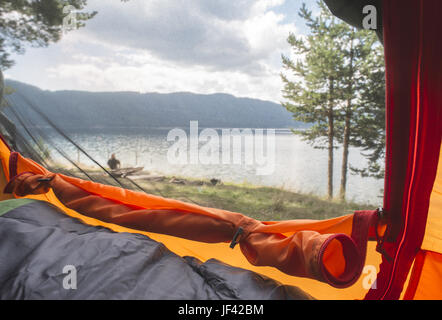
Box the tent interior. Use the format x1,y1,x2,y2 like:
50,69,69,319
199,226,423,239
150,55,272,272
0,0,441,300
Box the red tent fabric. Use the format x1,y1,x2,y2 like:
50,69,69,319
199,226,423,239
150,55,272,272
365,0,442,300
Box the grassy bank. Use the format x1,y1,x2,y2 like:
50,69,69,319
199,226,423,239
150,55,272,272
140,179,369,221
57,167,371,221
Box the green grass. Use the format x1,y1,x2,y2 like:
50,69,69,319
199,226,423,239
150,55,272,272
57,167,371,221
144,181,368,220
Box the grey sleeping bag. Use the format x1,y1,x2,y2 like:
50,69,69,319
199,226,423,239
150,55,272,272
0,199,313,300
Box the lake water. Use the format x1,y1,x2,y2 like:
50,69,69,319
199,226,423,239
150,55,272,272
48,128,384,205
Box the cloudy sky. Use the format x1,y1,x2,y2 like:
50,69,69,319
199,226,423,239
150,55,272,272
5,0,319,102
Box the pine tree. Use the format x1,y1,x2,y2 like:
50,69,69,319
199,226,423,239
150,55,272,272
336,26,385,201
0,0,97,69
281,2,347,200
281,1,385,201
347,42,385,181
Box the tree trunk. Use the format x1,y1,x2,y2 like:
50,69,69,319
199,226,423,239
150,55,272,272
328,78,335,200
340,110,351,201
340,29,355,202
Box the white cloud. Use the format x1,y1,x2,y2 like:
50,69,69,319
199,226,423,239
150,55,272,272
46,48,285,102
8,0,301,102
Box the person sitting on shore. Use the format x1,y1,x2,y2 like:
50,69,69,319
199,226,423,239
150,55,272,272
107,153,121,170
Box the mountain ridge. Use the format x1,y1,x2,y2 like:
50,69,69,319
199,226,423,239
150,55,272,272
4,79,306,131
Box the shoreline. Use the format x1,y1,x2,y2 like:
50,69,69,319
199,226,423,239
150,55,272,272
56,167,371,221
